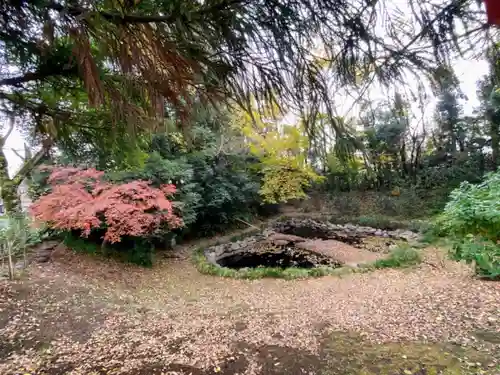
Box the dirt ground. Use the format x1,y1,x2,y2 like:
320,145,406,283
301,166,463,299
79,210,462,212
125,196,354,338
0,245,499,375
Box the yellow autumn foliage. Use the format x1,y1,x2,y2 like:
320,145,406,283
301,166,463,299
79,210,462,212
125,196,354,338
239,106,324,203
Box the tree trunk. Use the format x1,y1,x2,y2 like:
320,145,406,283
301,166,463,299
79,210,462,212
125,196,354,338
0,141,51,216
1,181,21,215
7,241,14,280
399,140,408,177
0,150,21,215
101,238,108,255
491,119,500,170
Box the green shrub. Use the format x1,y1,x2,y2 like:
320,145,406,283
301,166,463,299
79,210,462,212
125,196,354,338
112,130,263,239
0,215,30,262
63,234,100,255
374,246,422,269
63,233,154,267
437,170,500,278
414,158,485,192
186,152,261,237
422,215,452,244
29,166,54,201
418,230,443,245
440,170,500,241
107,151,200,229
450,236,500,280
406,219,432,234
124,239,155,267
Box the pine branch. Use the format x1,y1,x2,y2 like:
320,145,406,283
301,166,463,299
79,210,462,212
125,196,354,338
0,65,76,87
47,2,183,24
47,0,245,24
0,91,72,119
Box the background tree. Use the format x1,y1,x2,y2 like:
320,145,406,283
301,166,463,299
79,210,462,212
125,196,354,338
0,116,51,214
433,66,466,157
477,44,500,169
238,102,324,203
358,94,412,188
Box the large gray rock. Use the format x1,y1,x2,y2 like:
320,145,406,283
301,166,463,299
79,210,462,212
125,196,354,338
230,242,241,250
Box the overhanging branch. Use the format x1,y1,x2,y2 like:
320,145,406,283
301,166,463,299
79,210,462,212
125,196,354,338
12,144,52,186
47,1,181,24
12,149,25,161
47,0,244,24
0,65,76,87
0,91,72,120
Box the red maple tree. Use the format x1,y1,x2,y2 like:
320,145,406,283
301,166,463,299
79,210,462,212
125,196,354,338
31,166,183,243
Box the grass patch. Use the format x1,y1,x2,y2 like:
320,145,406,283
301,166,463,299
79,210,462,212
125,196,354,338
320,331,497,375
193,248,359,280
373,245,422,269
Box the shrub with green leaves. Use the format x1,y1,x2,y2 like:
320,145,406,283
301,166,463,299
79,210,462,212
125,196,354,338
0,214,43,278
63,233,155,267
440,170,500,240
186,152,261,236
145,130,262,237
438,170,500,278
450,236,499,280
108,151,200,229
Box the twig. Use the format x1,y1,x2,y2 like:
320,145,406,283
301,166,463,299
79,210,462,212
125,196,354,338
12,149,25,161
23,246,27,269
7,242,14,280
422,261,441,269
1,245,4,273
235,218,260,231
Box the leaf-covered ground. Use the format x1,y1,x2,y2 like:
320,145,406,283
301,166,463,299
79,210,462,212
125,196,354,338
0,246,499,375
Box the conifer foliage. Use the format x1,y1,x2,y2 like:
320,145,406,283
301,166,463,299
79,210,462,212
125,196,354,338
31,166,182,243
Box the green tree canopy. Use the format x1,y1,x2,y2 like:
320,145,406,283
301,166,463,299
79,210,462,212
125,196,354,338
0,0,493,143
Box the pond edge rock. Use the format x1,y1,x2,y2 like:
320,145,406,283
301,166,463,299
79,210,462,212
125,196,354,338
204,218,421,269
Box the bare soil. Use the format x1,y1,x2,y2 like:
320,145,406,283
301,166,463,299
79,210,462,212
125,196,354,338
0,244,499,375
295,239,382,265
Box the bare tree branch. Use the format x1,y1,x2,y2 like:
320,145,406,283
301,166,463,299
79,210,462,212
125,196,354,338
0,117,15,147
11,149,25,161
12,143,52,186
